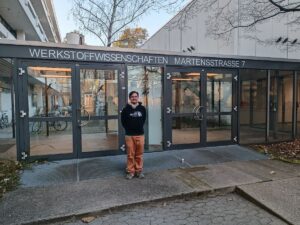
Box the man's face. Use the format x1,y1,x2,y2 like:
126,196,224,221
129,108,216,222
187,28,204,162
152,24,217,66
129,93,139,104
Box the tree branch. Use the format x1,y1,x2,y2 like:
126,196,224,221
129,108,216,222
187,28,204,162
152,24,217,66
269,0,300,12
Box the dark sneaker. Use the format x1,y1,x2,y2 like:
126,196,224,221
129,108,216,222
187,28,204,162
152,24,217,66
126,173,134,180
135,172,145,179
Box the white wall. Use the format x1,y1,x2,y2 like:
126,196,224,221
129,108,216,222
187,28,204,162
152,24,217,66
0,92,12,122
143,6,234,55
143,0,300,60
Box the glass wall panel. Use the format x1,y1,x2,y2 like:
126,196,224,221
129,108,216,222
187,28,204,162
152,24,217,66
206,72,232,143
172,116,200,144
80,68,119,153
297,72,300,137
207,115,231,142
240,69,267,144
27,66,73,156
207,73,232,113
269,70,293,142
29,121,73,156
80,69,118,116
127,66,163,151
172,72,200,113
27,67,72,118
0,58,16,160
81,119,118,152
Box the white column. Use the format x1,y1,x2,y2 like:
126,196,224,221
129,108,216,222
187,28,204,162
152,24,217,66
16,30,26,40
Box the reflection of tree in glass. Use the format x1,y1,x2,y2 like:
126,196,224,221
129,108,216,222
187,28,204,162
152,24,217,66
182,85,199,113
127,66,162,106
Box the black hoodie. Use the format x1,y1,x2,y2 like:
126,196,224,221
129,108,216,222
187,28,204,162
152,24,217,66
121,102,146,136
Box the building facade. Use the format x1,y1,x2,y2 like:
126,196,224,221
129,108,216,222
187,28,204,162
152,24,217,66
1,1,300,162
142,0,300,60
0,0,61,160
0,40,300,161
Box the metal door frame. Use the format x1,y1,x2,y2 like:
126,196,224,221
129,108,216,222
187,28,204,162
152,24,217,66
17,59,77,161
164,66,238,150
16,60,127,161
205,68,238,146
76,63,126,158
164,66,206,150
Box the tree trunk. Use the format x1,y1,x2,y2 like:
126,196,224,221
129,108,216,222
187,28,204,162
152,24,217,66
107,0,118,47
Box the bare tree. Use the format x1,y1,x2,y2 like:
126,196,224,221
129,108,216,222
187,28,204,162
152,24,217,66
167,0,300,42
72,0,187,46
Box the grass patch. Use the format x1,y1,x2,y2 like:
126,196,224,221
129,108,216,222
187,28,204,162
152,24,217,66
249,140,300,164
0,159,31,198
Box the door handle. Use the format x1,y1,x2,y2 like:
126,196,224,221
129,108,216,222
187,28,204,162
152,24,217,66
194,106,204,120
78,107,91,127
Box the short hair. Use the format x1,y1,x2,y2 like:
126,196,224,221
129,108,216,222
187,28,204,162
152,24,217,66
129,91,139,98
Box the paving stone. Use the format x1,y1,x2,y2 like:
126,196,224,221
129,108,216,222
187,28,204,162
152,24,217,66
51,193,287,225
238,177,300,225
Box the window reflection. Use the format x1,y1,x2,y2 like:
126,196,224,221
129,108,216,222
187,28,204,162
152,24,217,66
81,119,118,152
172,116,200,144
0,58,16,160
297,72,300,137
206,73,232,142
207,73,232,113
240,69,267,144
269,70,293,142
80,69,118,116
207,115,231,142
127,66,163,151
27,67,72,118
172,72,200,113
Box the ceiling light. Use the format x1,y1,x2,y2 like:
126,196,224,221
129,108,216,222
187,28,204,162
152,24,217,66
172,78,193,81
186,73,200,76
29,67,72,72
207,73,221,77
39,75,71,78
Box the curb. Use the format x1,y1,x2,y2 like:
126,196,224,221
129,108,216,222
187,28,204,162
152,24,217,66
7,185,294,225
20,187,235,225
235,186,293,225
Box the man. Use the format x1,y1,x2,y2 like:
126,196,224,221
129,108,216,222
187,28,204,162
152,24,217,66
121,91,146,179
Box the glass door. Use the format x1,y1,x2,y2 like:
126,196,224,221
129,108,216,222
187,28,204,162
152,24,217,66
164,67,205,149
19,61,76,160
164,67,238,149
206,70,238,144
76,64,125,157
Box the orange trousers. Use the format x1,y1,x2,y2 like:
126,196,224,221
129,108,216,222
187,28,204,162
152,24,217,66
125,135,145,174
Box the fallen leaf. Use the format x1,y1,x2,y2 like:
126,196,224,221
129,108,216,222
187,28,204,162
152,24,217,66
270,171,276,175
81,216,95,223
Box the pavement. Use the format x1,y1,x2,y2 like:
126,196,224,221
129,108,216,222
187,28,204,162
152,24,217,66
0,145,299,225
52,193,288,225
238,178,300,225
